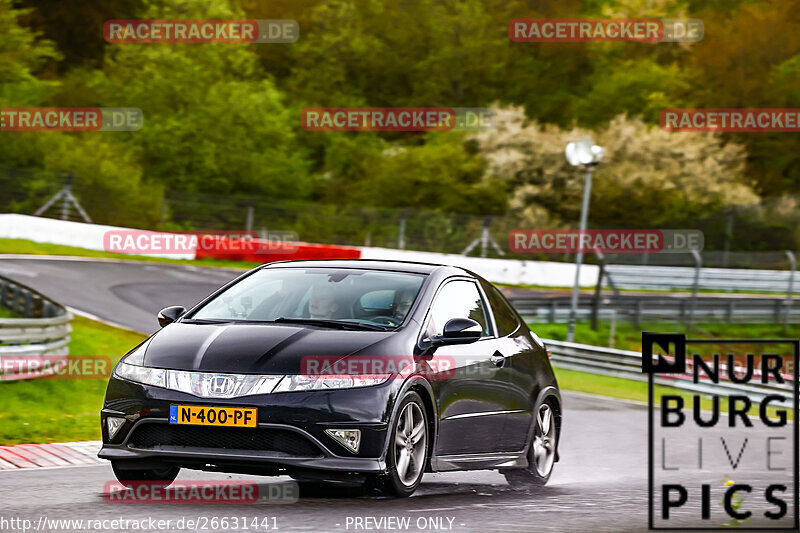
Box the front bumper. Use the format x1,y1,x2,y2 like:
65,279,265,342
99,375,399,475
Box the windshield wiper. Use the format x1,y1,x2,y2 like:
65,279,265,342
182,318,236,324
273,317,388,331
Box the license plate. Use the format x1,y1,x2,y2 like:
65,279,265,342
169,405,257,427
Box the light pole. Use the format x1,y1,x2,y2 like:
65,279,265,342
565,139,604,343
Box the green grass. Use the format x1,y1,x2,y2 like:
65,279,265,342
1,299,794,443
553,365,791,420
529,320,800,352
543,321,797,419
0,315,146,444
0,305,19,318
0,237,255,270
553,365,651,403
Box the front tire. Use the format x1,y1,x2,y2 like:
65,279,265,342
369,391,428,497
111,461,180,488
503,402,557,489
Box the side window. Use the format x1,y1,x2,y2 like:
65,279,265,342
426,280,490,338
481,280,521,337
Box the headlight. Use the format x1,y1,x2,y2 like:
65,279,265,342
113,362,390,397
113,362,282,399
272,374,391,392
114,362,166,387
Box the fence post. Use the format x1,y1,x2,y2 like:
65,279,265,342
245,200,255,234
633,299,642,328
784,251,796,334
591,250,605,331
609,309,617,349
59,174,73,220
159,195,168,227
686,249,702,333
550,300,557,323
398,208,408,249
721,208,735,267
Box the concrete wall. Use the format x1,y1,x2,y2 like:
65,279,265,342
0,214,599,286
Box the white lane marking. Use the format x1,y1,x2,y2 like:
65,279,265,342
561,390,649,408
0,254,243,274
0,265,38,277
66,306,148,335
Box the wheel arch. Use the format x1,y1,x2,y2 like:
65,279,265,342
382,377,438,469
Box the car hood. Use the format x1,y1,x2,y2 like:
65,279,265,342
138,322,392,374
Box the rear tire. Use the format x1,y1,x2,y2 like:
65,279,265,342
111,461,180,488
503,402,557,489
369,391,429,497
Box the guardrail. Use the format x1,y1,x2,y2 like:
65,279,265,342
603,263,798,294
509,295,799,324
0,275,72,380
544,338,793,401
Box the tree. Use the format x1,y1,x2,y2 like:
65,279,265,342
87,0,313,199
472,105,757,227
0,0,61,168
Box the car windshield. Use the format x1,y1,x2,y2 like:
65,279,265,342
189,268,425,329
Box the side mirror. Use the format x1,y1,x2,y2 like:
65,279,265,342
158,305,187,328
428,318,482,346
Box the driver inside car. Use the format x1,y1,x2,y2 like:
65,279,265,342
308,284,340,319
392,289,414,321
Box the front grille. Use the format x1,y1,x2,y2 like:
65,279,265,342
128,424,323,457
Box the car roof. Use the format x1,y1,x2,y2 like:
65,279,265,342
260,259,469,276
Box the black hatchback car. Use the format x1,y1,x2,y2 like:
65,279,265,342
99,260,561,496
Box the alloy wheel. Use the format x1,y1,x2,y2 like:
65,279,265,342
532,403,556,477
394,401,426,486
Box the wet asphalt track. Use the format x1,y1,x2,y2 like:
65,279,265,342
0,256,795,532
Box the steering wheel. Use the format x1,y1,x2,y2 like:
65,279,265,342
369,315,401,327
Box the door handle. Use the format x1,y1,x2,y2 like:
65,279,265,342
490,351,506,367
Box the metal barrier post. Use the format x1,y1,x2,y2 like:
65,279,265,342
591,250,605,331
245,200,255,234
784,250,795,333
686,249,702,333
609,309,616,348
566,165,595,342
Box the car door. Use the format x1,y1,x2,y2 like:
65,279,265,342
425,278,518,455
480,280,537,452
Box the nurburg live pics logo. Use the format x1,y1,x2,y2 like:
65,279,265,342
643,332,799,530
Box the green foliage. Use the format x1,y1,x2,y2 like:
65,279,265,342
42,135,163,228
3,0,800,239
0,316,146,445
473,106,757,227
0,0,58,84
86,0,312,198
